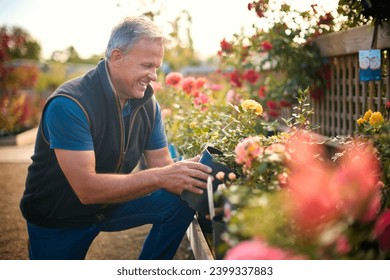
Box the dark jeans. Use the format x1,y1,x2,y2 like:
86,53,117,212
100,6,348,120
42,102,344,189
26,190,195,260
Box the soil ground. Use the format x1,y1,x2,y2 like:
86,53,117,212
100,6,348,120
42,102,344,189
0,144,194,260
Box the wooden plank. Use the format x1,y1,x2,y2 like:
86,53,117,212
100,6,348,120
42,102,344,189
341,56,347,135
315,22,390,57
376,80,382,111
353,55,361,124
186,217,215,260
347,56,354,134
332,58,339,136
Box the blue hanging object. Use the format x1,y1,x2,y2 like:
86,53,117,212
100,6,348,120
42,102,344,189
359,49,381,81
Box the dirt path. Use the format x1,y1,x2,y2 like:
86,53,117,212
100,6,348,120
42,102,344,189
0,162,194,260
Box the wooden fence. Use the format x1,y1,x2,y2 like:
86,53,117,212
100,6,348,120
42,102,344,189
281,22,390,137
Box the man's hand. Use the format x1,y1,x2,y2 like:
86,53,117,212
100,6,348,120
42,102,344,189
156,156,212,195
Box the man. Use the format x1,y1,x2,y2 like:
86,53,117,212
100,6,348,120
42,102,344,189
20,17,211,260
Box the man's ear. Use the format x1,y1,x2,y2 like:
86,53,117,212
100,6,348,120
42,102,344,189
110,49,123,65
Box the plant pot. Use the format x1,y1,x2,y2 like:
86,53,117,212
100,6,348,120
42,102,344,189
181,146,232,215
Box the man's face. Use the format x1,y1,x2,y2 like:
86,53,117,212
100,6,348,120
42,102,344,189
110,37,164,100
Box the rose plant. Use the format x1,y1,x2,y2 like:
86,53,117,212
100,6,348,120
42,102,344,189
217,0,335,119
157,68,390,259
156,71,274,171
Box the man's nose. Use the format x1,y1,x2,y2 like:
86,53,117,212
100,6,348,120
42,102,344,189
148,70,157,81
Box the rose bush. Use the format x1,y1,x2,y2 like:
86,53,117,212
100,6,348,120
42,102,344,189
217,0,335,119
155,72,273,170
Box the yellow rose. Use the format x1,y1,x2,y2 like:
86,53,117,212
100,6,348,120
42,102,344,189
356,118,366,126
369,112,384,127
241,99,263,116
363,109,373,122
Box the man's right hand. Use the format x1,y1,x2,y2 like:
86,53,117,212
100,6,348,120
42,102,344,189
157,156,212,195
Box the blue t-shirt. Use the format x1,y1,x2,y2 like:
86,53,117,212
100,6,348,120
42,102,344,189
43,96,167,151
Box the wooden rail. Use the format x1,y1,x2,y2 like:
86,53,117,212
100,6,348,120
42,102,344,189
186,217,215,260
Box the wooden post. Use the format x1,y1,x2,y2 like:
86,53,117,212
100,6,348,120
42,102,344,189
368,81,375,109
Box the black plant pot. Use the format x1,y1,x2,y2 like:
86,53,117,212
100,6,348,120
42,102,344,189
181,146,232,215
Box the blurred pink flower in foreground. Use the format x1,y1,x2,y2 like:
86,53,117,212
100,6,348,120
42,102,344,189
225,239,305,260
285,136,381,236
329,144,380,223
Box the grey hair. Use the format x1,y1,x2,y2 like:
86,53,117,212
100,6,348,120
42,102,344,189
105,17,165,59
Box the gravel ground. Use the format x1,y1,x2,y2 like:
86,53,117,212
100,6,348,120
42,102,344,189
0,159,194,260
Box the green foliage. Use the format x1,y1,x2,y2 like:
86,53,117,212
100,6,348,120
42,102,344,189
163,10,202,71
337,0,390,29
282,88,319,132
337,0,371,29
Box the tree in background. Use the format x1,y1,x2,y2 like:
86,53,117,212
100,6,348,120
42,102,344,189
50,46,102,65
1,26,41,60
128,0,202,73
163,10,201,72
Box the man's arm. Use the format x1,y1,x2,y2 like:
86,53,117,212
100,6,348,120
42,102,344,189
144,146,173,168
55,148,210,205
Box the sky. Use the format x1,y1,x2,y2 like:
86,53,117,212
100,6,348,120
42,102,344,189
0,0,338,60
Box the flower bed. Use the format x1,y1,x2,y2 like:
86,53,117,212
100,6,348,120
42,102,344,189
156,70,390,259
